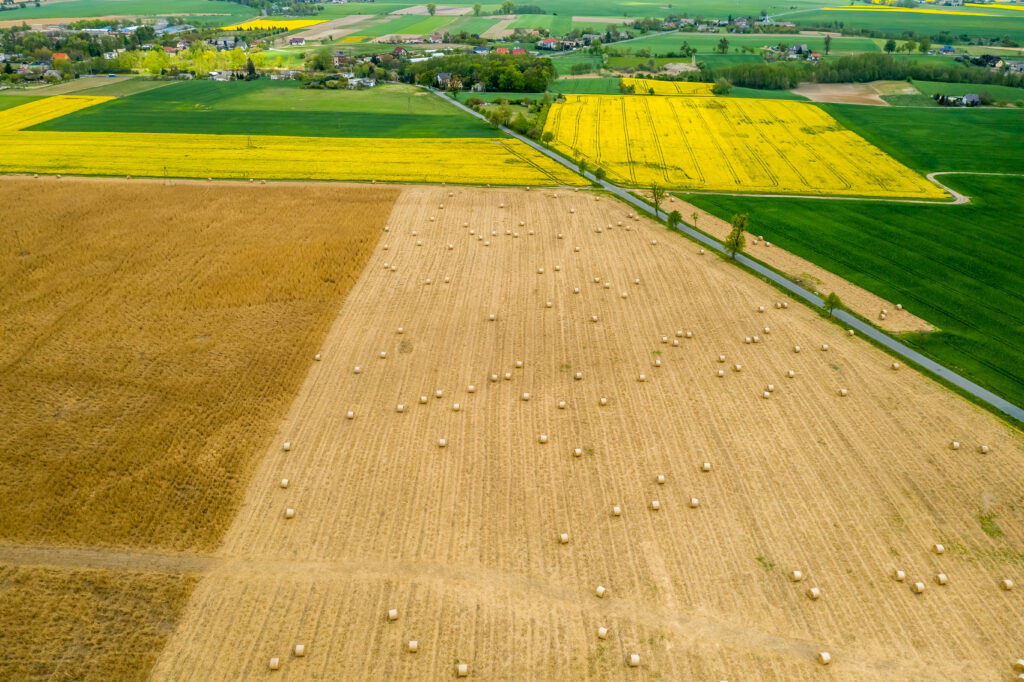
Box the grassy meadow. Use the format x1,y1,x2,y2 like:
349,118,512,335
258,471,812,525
0,178,399,551
685,105,1024,410
791,8,1024,42
31,80,498,138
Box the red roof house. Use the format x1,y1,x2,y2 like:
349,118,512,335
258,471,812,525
512,48,526,55
51,52,69,61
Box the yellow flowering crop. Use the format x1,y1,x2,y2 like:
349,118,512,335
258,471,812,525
0,95,115,132
0,96,583,186
221,18,326,30
822,6,1001,15
0,132,583,186
621,78,713,96
342,35,368,43
543,95,946,199
966,1,1024,8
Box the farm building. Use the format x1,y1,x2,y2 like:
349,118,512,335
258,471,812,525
289,37,306,46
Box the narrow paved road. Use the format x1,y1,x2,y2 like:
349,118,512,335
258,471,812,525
434,88,1024,423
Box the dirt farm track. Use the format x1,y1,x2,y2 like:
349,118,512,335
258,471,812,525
136,185,1024,681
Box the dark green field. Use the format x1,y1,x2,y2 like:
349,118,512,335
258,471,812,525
30,80,497,138
0,0,253,23
792,8,1024,41
685,105,1024,410
550,77,623,94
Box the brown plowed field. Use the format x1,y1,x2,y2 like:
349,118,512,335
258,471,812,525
152,186,1024,681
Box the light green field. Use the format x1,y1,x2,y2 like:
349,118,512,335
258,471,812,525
791,8,1024,41
445,15,502,35
0,0,254,23
0,76,174,98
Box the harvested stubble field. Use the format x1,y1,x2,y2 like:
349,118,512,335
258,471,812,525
0,564,197,681
0,176,398,552
149,186,1023,680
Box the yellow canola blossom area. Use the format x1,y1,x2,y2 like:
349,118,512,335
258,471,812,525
0,96,583,186
543,94,947,199
0,95,115,132
0,132,584,186
966,1,1024,8
823,6,1001,15
221,18,326,30
621,78,714,96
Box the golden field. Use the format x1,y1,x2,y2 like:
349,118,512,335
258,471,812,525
221,18,325,30
0,564,197,682
543,94,948,198
0,177,399,551
823,6,1001,15
0,96,584,187
621,78,714,96
150,186,1023,680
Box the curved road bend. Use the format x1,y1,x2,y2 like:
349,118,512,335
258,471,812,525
430,88,1024,422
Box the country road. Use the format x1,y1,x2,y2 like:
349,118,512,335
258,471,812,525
433,87,1024,423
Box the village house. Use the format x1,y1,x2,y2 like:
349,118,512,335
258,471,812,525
289,37,306,46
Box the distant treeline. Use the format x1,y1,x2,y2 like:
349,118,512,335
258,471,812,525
675,53,1024,90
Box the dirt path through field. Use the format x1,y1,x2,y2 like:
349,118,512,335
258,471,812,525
276,15,374,44
481,16,517,39
149,185,1023,681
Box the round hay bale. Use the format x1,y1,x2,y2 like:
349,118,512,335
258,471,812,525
656,474,665,484
420,395,428,404
591,315,599,323
628,654,640,668
353,366,361,374
558,401,566,409
790,570,803,582
489,313,496,321
612,505,621,516
453,403,460,411
397,327,404,334
559,532,569,543
717,370,725,377
285,508,295,519
1001,578,1014,591
794,346,801,353
314,353,322,361
839,388,848,397
689,497,699,508
763,392,771,399
522,392,530,401
892,362,901,370
654,358,661,367
515,360,523,369
763,327,770,334
435,389,443,399
599,397,608,406
346,410,354,420
912,582,925,594
807,587,821,600
596,585,607,598
979,444,989,454
821,344,829,351
818,652,831,666
546,301,553,308
438,438,447,448
934,543,945,554
468,385,476,393
848,329,855,336
893,569,905,582
787,370,795,378
280,478,289,489
597,627,608,639
950,441,960,450
269,657,280,670
935,573,948,585
490,374,499,382
504,372,512,380
701,461,712,472
650,500,660,511
396,404,405,413
388,608,399,621
408,640,419,653
283,442,292,451
538,434,548,443
734,364,742,372
575,371,583,380
573,287,580,294
638,374,646,382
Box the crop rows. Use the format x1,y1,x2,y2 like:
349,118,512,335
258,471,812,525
542,94,948,198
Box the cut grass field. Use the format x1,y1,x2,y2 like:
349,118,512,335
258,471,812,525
0,176,399,551
0,564,197,681
0,0,254,23
685,101,1024,411
32,80,499,138
604,33,881,56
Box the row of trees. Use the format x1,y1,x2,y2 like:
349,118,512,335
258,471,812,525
401,53,555,92
689,52,1024,90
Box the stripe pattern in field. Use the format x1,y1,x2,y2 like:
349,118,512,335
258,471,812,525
150,187,1023,681
621,78,713,96
0,95,114,132
0,97,584,187
543,95,947,199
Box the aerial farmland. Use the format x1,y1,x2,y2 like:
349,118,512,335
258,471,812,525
1,1,1022,680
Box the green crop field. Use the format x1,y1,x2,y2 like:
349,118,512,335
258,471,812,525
684,105,1024,410
446,15,503,35
353,14,456,37
30,80,499,139
912,79,1024,104
727,85,810,100
0,0,254,24
510,14,574,35
550,77,623,94
791,8,1024,41
824,104,1024,173
317,3,411,19
606,33,881,56
0,96,40,110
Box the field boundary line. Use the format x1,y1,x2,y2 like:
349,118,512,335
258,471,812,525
0,542,217,574
425,86,1024,422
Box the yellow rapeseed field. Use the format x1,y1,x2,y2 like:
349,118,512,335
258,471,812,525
0,95,114,132
543,94,947,198
0,97,583,186
342,35,368,43
621,78,714,96
823,6,1001,15
220,18,326,30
